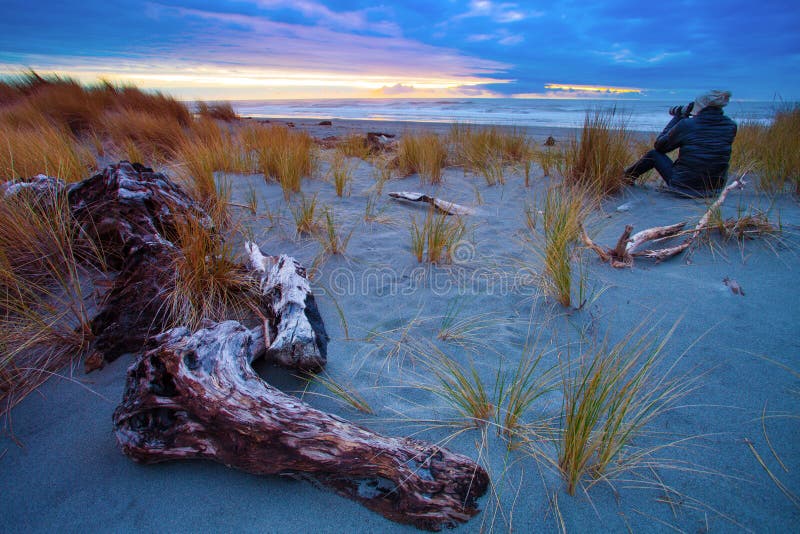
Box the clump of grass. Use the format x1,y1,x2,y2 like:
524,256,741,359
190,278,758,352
420,347,495,428
527,185,592,307
0,122,95,182
166,217,256,329
291,194,319,236
437,301,503,352
562,107,633,196
496,344,555,445
318,207,353,255
0,188,106,413
449,124,532,185
410,209,466,264
532,146,562,179
195,101,238,122
329,151,354,197
243,123,314,197
557,320,691,495
336,134,371,160
398,132,447,184
732,107,800,193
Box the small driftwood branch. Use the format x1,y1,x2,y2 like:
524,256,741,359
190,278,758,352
389,191,475,216
113,321,489,531
246,242,328,373
583,177,746,267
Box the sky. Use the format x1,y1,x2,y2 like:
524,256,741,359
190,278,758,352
0,0,798,101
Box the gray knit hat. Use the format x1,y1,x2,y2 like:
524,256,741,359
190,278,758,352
694,90,732,113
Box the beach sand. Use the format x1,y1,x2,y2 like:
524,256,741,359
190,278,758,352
1,119,799,532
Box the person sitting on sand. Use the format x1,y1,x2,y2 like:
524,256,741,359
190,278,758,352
624,90,737,197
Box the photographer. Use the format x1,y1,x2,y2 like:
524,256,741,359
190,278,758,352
624,90,738,197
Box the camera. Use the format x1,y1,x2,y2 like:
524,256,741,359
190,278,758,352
669,102,694,118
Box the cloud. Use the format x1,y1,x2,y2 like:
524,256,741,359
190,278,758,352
248,0,401,36
543,83,643,95
455,1,543,24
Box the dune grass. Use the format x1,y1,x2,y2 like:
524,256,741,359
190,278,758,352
304,370,374,414
336,134,371,160
562,107,633,196
449,124,532,185
166,217,257,330
329,150,354,197
527,185,593,307
318,206,353,255
291,194,319,236
0,122,95,182
557,320,691,495
398,132,447,184
410,208,466,264
195,101,238,122
419,347,495,428
0,187,106,414
243,123,315,197
731,106,800,193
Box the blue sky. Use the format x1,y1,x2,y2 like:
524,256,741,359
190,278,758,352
0,0,797,100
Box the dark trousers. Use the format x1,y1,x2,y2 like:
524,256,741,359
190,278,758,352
625,149,673,185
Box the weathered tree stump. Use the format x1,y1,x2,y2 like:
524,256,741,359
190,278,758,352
113,321,489,531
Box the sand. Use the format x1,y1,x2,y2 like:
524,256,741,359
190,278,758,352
1,119,799,532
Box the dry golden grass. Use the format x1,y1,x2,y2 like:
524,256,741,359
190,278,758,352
242,123,315,197
0,122,95,182
336,134,371,160
410,208,466,263
166,217,257,329
328,150,354,197
398,132,447,184
449,124,533,185
102,108,186,161
732,107,800,193
562,108,633,196
0,188,105,414
196,101,238,122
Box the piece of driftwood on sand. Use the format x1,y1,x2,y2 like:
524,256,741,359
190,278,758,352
113,321,489,531
582,176,747,267
389,191,475,216
7,161,488,530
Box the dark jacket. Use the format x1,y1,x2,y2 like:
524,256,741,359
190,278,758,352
654,107,737,196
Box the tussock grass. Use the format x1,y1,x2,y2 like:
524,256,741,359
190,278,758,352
410,209,466,264
0,188,106,413
318,207,353,255
557,320,692,495
527,185,593,307
102,108,186,161
562,107,633,196
449,124,532,185
243,123,314,197
419,347,495,428
532,146,563,179
329,151,354,197
291,194,319,236
166,217,257,329
196,101,238,122
398,132,447,184
336,134,371,160
0,122,95,182
731,107,800,193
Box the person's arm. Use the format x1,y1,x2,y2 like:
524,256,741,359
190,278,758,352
654,117,687,154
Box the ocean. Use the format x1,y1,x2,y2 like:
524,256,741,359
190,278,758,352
232,98,783,132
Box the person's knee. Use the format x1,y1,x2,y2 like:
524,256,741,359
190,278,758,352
645,149,661,159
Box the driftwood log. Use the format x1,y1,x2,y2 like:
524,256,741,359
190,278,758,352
113,321,489,531
389,191,475,216
582,176,747,267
